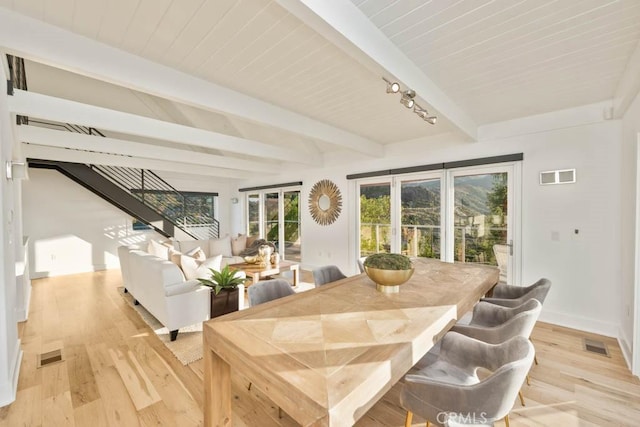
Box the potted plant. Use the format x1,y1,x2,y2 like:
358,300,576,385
198,265,247,318
363,253,414,293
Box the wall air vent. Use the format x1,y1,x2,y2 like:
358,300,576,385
539,169,576,185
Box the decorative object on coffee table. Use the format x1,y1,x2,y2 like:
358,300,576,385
258,244,273,267
308,179,342,225
364,253,414,293
198,265,246,318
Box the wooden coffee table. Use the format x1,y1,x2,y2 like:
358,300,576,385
228,260,300,287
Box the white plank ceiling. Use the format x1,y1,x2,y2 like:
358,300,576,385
2,0,640,177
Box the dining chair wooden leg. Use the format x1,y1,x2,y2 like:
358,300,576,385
247,382,252,391
278,407,283,419
526,374,531,386
518,390,525,406
405,411,413,427
504,414,510,427
426,422,430,427
534,354,539,365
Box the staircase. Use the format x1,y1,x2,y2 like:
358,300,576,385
28,159,220,240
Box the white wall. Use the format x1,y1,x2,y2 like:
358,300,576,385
0,67,22,406
236,103,623,338
22,168,165,278
621,90,640,370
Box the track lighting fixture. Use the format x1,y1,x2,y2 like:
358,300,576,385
382,77,437,125
383,77,401,93
413,105,438,124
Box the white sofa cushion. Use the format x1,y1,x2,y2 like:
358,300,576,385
148,239,170,259
181,254,223,280
210,235,232,257
231,234,247,256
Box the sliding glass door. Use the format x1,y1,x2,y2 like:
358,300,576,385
400,176,442,259
356,163,518,283
447,166,514,283
359,181,392,256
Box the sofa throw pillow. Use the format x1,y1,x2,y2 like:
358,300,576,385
180,254,200,280
195,255,223,279
148,239,170,259
209,235,232,257
231,234,247,256
180,254,223,280
168,248,182,267
186,246,206,262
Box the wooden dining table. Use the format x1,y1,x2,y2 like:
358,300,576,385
203,258,499,426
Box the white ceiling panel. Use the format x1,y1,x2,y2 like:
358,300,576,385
3,0,640,177
120,0,173,54
72,0,108,39
96,0,140,46
139,0,206,61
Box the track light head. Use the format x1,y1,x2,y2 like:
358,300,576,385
425,116,437,125
413,105,428,119
382,77,401,94
386,81,400,93
400,90,416,108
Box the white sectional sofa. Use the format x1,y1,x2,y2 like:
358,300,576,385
117,244,244,341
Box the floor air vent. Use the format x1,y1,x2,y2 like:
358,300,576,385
37,349,63,368
584,338,610,357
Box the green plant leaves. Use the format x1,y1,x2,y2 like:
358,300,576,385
197,265,246,295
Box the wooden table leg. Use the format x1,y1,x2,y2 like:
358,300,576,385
204,347,232,427
291,265,300,287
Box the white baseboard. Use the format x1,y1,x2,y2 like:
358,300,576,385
618,329,633,371
539,309,619,338
0,339,22,407
15,283,31,322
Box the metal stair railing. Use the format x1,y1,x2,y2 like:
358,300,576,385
90,165,220,240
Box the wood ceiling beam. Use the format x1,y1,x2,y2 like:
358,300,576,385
274,0,478,141
9,90,311,165
17,125,278,174
22,144,254,180
613,38,640,118
0,8,383,157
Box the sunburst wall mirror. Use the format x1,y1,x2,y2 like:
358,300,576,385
308,179,342,226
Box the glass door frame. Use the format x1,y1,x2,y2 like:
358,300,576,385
444,163,521,285
356,171,445,260
394,171,446,261
244,185,302,262
354,162,522,284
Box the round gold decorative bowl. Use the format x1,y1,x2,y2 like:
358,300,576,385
364,266,414,293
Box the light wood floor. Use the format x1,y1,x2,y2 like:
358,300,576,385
2,269,640,426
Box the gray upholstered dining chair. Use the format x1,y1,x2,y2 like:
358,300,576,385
451,299,542,406
401,333,534,427
247,278,295,307
482,278,551,308
357,257,367,273
482,278,551,367
312,265,346,287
